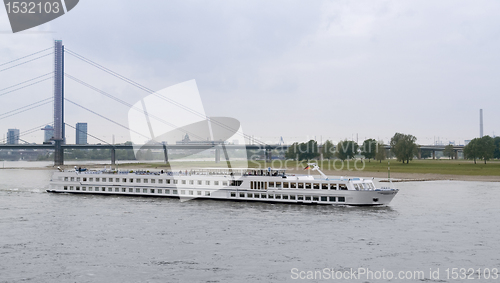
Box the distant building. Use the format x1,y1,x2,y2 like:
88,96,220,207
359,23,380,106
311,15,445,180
7,129,20,144
41,125,54,143
76,123,88,145
176,133,225,145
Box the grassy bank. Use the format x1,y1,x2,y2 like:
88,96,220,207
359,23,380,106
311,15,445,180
109,159,500,177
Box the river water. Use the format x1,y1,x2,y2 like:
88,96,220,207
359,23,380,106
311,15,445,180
1,165,499,282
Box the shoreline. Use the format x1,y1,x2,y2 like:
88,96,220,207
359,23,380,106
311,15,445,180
1,162,499,182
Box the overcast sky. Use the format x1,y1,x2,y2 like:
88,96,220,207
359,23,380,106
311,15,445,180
1,0,499,145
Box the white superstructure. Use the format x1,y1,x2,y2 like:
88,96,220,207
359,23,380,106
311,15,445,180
47,164,398,206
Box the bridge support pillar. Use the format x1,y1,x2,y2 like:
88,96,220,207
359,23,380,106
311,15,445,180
454,150,458,160
266,148,272,162
54,140,64,166
418,148,422,160
215,148,220,163
432,150,436,160
162,144,168,164
111,147,116,165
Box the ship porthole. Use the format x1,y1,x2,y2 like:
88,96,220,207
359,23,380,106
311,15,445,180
373,198,379,202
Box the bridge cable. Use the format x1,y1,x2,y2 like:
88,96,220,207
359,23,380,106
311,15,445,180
0,122,52,143
0,73,52,92
64,123,112,146
0,97,53,120
0,76,53,98
65,49,267,147
0,47,52,67
64,73,208,142
0,52,53,73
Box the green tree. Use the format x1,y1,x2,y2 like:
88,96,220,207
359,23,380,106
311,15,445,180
390,133,419,164
443,144,454,159
420,149,432,159
361,138,377,162
336,140,358,161
375,141,386,163
493,137,500,159
464,138,479,164
285,140,319,161
285,142,299,160
477,136,495,164
321,140,335,159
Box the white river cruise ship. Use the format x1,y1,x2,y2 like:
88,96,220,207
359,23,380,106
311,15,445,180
47,164,398,206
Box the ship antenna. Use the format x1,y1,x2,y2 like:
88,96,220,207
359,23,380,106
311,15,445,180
307,163,328,180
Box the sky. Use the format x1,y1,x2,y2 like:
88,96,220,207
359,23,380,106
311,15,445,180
1,0,499,146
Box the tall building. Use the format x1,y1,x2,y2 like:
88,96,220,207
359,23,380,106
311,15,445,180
76,123,88,145
7,129,20,144
41,125,54,143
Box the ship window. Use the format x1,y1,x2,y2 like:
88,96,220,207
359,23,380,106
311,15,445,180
205,191,210,196
206,181,210,185
151,179,155,184
313,183,319,189
87,187,92,191
129,188,133,192
305,183,311,189
109,178,113,182
276,182,281,188
283,182,289,189
329,196,336,202
108,188,112,192
64,186,68,190
158,179,163,184
143,189,147,193
223,181,228,186
76,178,80,182
354,184,359,190
321,196,327,201
115,178,119,182
230,192,236,197
136,188,140,193
136,179,141,183
83,178,87,182
95,178,100,182
189,190,193,195
261,194,267,199
70,177,74,181
313,196,319,201
230,180,243,186
330,184,337,190
305,196,311,201
102,187,106,191
239,193,245,197
269,182,274,188
64,177,68,181
89,178,93,182
122,178,126,182
283,195,289,200
173,180,178,184
158,189,162,194
173,190,178,194
275,194,281,199
165,189,170,194
197,191,202,195
339,184,348,190
298,195,304,200
129,179,133,183
115,188,119,192
214,181,219,185
150,189,155,193
144,179,148,183
268,194,274,199
298,183,304,189
254,194,260,198
338,197,346,202
182,180,186,184
180,190,185,195
247,193,253,198
166,179,171,184
122,188,126,192
69,186,74,190
290,183,297,188
189,180,194,185
197,180,202,185
76,186,80,191
290,195,296,200
322,183,328,190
